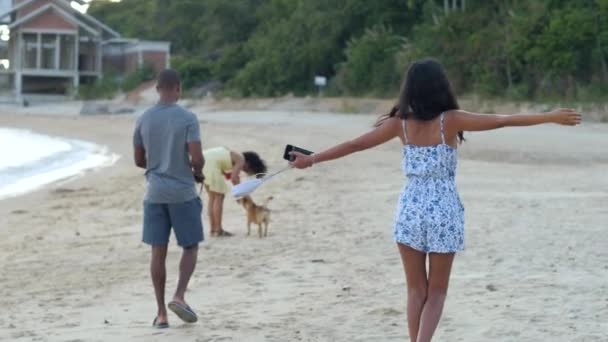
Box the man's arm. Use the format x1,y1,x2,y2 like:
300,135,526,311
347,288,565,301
134,145,147,169
188,141,204,182
186,115,204,182
133,120,147,169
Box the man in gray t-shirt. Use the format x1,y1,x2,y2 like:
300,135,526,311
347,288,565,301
133,69,204,328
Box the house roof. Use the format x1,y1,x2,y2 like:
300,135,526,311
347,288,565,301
0,0,120,38
9,2,99,36
66,0,121,38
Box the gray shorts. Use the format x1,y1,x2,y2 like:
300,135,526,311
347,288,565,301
142,197,204,247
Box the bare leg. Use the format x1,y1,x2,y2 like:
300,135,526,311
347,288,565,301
213,193,230,235
214,193,224,232
173,244,199,305
416,252,455,342
398,244,428,342
208,190,226,236
206,188,215,236
151,245,169,324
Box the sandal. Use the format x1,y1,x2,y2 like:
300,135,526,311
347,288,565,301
152,317,169,329
218,229,233,237
168,301,198,323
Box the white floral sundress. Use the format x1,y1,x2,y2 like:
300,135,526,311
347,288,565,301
393,113,465,253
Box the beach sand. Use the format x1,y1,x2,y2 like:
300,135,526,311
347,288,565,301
0,108,607,342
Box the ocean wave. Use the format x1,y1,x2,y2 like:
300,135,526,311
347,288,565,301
0,128,119,200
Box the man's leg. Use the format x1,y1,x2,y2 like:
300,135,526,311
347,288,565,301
151,245,169,324
142,202,172,325
168,197,204,318
173,244,198,305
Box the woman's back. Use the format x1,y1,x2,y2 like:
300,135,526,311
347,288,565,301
402,113,458,180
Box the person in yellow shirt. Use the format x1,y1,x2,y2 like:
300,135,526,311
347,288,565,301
202,147,267,236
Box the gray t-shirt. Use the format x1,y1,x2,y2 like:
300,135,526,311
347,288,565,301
133,103,201,203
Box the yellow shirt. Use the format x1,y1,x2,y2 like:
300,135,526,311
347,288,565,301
202,147,233,194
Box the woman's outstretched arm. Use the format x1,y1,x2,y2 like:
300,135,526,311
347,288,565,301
290,116,401,169
453,108,581,132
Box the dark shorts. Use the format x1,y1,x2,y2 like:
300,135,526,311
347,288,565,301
143,197,204,247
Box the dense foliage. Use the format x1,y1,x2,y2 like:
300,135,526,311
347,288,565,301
90,0,608,100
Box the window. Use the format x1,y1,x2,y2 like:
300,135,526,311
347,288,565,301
41,34,57,69
78,41,96,72
20,33,79,71
0,37,8,70
60,35,75,70
22,33,37,69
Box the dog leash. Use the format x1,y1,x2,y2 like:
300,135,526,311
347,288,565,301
232,165,293,199
255,165,293,183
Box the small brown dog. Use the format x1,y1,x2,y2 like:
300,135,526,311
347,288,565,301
236,196,273,238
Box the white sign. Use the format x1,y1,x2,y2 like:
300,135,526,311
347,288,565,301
314,76,327,87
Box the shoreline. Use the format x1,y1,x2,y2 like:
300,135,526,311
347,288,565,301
0,127,119,201
2,92,607,123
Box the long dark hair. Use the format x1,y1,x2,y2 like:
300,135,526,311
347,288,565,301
243,151,267,178
376,59,464,142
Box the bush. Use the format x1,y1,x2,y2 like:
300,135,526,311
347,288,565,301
79,64,157,99
121,62,157,92
212,45,249,83
171,56,213,90
335,25,403,97
77,76,120,100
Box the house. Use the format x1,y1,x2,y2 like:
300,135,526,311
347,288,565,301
0,0,170,102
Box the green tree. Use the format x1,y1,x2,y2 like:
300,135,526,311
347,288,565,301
87,0,608,100
336,26,403,96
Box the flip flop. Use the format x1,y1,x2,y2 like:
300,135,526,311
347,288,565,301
218,230,233,237
211,230,233,237
152,317,169,329
168,301,198,323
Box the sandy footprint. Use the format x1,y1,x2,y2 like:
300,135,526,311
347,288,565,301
367,307,403,316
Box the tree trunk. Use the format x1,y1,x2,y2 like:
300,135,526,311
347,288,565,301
567,74,575,99
462,0,466,11
504,0,513,91
444,0,449,15
158,0,169,26
596,13,608,81
452,0,458,11
600,43,608,83
506,54,513,90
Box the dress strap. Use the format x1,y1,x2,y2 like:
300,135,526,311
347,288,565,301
401,119,409,144
439,112,446,144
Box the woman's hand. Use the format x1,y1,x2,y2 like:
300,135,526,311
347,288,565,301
549,108,582,126
289,152,314,169
231,172,241,185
